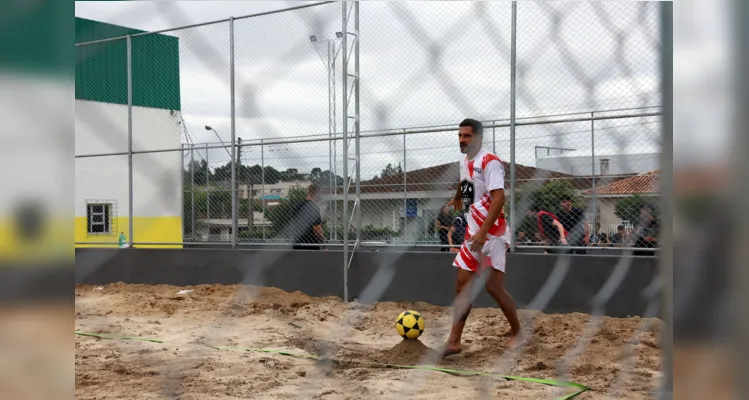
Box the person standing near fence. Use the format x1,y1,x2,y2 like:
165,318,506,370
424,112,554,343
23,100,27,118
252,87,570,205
435,205,454,252
557,195,589,254
447,212,467,252
291,184,325,250
529,205,569,254
443,118,523,356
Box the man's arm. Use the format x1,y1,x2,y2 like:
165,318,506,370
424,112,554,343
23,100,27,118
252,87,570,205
552,219,568,245
313,224,324,242
478,189,506,236
449,186,462,211
448,225,456,246
583,216,590,244
313,208,325,243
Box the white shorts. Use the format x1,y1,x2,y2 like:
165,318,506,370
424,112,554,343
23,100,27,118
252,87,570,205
452,235,509,273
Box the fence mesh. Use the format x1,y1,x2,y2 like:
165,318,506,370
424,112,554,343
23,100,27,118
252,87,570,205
75,2,667,399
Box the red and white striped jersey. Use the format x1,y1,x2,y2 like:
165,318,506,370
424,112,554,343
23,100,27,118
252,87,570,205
459,148,507,240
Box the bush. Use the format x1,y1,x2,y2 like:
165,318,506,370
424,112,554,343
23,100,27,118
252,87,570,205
615,194,657,223
264,187,308,239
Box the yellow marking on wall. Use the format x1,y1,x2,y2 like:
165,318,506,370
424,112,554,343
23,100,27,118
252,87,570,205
74,217,183,249
0,218,72,263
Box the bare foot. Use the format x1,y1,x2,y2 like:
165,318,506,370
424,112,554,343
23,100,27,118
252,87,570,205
442,344,463,358
506,334,527,349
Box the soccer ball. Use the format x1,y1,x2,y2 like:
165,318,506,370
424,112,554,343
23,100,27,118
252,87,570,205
395,310,425,339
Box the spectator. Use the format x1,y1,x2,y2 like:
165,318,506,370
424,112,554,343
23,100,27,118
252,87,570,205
435,205,454,252
534,232,543,244
557,195,589,254
632,204,659,256
447,213,467,252
527,204,568,254
291,183,325,250
516,231,531,244
599,232,611,247
611,225,628,246
589,222,603,246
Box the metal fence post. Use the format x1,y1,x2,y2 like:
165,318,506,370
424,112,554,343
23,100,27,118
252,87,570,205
657,2,673,398
591,111,596,228
403,131,407,236
180,143,184,241
230,16,237,248
509,2,517,252
354,0,362,245
205,143,210,235
342,1,349,302
190,145,195,239
126,34,134,247
492,120,496,154
261,139,266,240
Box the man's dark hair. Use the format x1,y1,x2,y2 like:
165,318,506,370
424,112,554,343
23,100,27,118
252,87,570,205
560,194,572,202
617,224,625,230
459,118,483,137
308,183,319,196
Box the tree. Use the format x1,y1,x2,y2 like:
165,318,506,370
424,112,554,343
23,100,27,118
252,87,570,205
512,180,582,236
380,162,403,178
615,194,656,223
265,187,309,238
318,170,344,186
281,168,301,181
310,168,322,181
184,159,211,186
263,166,282,184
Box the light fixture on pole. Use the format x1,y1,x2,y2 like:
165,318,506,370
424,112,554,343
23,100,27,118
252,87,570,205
205,125,232,158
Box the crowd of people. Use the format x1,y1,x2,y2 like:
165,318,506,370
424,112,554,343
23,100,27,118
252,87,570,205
435,194,659,256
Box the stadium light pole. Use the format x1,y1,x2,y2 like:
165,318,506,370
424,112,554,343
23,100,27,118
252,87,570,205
311,33,343,242
205,125,232,158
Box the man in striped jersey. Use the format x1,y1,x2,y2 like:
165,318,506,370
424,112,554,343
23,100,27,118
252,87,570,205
443,119,524,357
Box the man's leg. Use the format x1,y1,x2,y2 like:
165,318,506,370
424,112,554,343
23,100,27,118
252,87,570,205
485,269,525,348
444,268,475,356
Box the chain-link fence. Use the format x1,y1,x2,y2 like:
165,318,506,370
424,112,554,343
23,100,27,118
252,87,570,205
76,1,662,255
75,2,669,398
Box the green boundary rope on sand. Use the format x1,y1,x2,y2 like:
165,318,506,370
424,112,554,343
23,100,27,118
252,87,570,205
75,331,590,400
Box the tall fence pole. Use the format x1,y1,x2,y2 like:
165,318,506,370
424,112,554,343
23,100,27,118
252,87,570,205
126,34,134,247
591,111,596,227
230,17,238,248
341,1,349,302
261,139,266,240
403,131,407,234
354,0,361,244
657,2,673,398
492,120,496,154
509,2,517,252
205,143,210,228
190,145,195,238
180,143,185,241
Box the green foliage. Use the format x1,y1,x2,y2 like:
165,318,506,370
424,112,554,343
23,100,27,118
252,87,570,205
361,225,398,241
375,163,403,179
265,187,308,238
615,194,655,222
516,180,581,215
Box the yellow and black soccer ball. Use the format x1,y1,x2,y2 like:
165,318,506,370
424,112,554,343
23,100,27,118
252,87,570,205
395,310,425,339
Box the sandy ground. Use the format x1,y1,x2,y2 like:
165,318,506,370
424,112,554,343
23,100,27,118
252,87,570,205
75,283,663,399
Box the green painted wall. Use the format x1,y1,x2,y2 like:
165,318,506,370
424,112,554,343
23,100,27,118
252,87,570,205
0,1,70,76
75,18,181,111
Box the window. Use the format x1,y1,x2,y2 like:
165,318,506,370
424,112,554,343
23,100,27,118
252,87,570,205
599,159,610,175
87,202,115,235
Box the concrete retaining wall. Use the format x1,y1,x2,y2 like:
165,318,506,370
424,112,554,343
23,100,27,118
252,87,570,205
75,248,661,318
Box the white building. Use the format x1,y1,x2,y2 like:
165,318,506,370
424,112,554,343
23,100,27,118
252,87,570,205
75,18,183,248
536,151,660,177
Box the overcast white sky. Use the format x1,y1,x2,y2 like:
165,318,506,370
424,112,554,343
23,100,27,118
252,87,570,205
76,1,662,180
